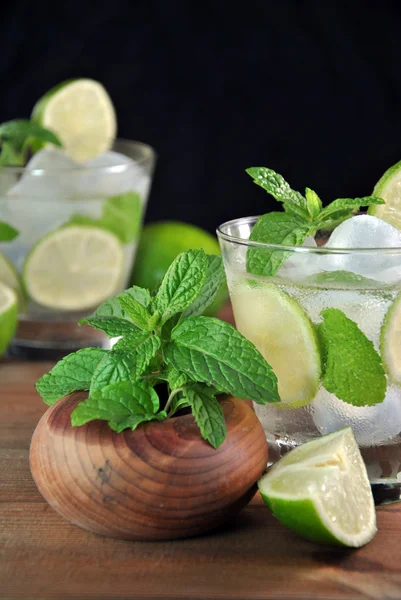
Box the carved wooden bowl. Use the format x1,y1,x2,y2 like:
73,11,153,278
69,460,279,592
30,393,268,540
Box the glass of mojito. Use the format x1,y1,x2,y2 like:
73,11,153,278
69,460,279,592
217,166,401,499
0,79,156,356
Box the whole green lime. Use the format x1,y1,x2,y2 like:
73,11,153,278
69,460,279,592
131,221,228,316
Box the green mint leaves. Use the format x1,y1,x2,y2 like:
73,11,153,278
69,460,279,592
318,309,386,407
0,119,62,167
0,221,18,242
36,249,281,448
67,192,142,245
246,167,384,276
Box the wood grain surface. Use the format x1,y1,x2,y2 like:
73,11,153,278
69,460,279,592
2,359,401,600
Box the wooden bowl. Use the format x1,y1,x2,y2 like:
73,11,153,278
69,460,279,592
30,394,268,540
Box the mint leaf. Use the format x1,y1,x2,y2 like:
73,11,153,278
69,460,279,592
303,270,383,290
183,255,224,318
118,295,153,330
318,308,386,406
318,196,384,225
90,352,135,392
167,365,189,389
0,221,18,242
168,395,190,416
165,316,280,403
112,331,161,378
100,193,142,244
154,249,208,324
305,188,322,219
247,212,311,276
184,383,226,448
36,348,106,404
0,120,62,148
0,141,25,167
84,285,151,320
71,380,164,432
79,316,138,337
246,167,309,221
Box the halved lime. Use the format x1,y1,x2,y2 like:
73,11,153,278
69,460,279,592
369,160,401,229
258,427,376,547
381,292,401,383
32,79,116,162
0,253,24,308
23,226,125,311
0,282,18,356
231,284,321,407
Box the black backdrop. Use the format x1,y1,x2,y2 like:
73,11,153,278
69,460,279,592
1,1,401,233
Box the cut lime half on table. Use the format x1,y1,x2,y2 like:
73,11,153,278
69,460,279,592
232,285,321,407
369,160,401,229
258,427,377,547
0,281,18,356
32,78,116,162
23,226,125,312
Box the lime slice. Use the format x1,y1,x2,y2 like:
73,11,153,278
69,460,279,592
369,160,401,229
23,226,124,311
0,253,24,309
381,292,401,383
231,284,321,407
0,282,18,356
32,79,116,162
258,427,376,547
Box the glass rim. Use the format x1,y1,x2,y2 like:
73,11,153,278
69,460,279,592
216,215,401,254
0,138,156,175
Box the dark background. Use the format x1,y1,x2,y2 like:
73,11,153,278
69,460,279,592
1,1,400,233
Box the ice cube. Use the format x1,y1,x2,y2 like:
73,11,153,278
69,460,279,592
7,148,79,199
311,385,401,446
73,151,151,200
277,235,319,281
319,215,401,278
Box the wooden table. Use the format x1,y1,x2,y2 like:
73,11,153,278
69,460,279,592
2,360,401,600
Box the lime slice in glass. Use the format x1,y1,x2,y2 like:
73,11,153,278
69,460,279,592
381,292,401,384
0,282,18,356
0,252,24,309
369,160,401,229
32,79,116,162
23,226,124,311
231,284,321,407
258,427,376,547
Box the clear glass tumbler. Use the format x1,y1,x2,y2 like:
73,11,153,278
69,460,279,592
0,139,156,358
218,216,401,502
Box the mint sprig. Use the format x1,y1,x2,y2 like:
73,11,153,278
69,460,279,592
0,221,19,242
0,119,62,167
36,249,280,448
318,309,386,407
246,167,385,276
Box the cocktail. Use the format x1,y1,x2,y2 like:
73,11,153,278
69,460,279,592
217,165,401,500
0,79,155,356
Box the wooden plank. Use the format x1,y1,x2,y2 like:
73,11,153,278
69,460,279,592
1,361,401,599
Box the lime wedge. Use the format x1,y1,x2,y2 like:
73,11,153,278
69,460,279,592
0,282,18,356
32,79,116,162
258,428,376,547
231,284,321,407
23,226,124,311
0,253,24,308
369,160,401,229
381,292,401,383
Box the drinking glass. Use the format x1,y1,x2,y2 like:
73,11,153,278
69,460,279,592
0,139,156,358
218,215,401,502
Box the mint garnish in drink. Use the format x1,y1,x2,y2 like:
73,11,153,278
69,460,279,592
0,221,18,242
36,249,280,447
246,167,385,276
318,308,386,406
0,119,62,167
67,192,142,245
